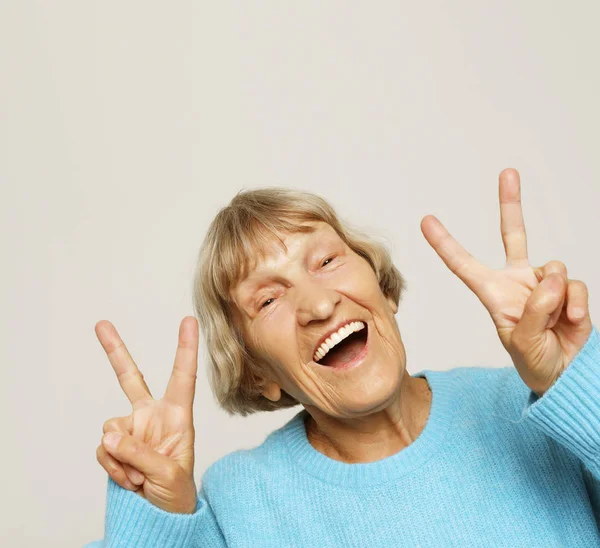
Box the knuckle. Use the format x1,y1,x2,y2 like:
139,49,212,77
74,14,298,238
109,466,133,490
96,447,117,476
107,462,120,477
127,438,141,454
546,260,567,276
98,452,119,477
571,279,587,292
117,369,145,384
525,295,542,313
103,416,128,435
120,436,143,458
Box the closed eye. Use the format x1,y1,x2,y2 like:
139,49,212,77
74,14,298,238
259,256,336,310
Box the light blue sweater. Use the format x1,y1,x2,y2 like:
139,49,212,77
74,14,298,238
86,326,600,547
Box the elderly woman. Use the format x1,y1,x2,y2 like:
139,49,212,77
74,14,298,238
87,169,600,547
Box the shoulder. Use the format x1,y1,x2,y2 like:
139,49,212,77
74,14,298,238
200,413,297,495
426,363,520,395
434,364,528,417
443,364,520,390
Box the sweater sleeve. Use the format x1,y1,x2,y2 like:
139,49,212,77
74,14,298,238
513,324,600,479
83,476,227,548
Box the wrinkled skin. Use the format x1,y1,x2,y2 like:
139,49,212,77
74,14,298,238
419,168,593,397
231,221,431,462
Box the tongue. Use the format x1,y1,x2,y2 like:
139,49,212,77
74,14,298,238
323,337,365,367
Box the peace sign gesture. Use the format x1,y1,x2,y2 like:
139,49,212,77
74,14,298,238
421,168,594,397
94,316,200,514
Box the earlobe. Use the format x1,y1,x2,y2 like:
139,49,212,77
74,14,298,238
262,381,282,402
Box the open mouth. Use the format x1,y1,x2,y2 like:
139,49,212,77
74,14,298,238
314,323,369,368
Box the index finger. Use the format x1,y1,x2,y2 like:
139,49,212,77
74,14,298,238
420,214,490,295
95,320,153,406
163,316,199,409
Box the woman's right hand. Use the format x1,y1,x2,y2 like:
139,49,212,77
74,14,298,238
94,316,200,514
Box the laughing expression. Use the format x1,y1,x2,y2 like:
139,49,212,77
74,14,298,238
230,221,408,419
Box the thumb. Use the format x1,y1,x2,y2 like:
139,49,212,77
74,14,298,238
102,432,175,480
515,273,566,342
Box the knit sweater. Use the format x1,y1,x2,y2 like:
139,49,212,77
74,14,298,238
86,326,600,547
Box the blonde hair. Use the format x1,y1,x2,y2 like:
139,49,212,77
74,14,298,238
192,187,407,416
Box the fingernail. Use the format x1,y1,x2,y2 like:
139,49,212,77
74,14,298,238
545,275,560,290
103,432,121,451
130,469,145,484
573,307,585,319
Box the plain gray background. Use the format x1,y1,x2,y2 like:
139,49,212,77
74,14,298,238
1,2,599,546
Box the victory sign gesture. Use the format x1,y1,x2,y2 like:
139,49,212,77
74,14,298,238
420,168,594,398
95,317,200,514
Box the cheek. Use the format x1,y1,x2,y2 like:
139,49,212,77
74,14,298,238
334,260,385,306
252,305,298,365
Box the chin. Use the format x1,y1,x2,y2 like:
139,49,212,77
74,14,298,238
338,377,401,415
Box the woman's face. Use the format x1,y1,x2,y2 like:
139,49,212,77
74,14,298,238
230,221,408,418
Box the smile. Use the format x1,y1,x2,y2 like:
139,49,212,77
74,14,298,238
312,321,369,370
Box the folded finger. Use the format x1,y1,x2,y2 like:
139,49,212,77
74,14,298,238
566,279,589,323
102,415,133,435
102,416,145,484
101,432,174,479
96,444,139,491
540,262,568,329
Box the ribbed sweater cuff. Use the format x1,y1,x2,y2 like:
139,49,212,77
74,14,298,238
518,325,600,476
104,477,203,548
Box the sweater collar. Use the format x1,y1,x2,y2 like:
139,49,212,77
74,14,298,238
281,369,458,487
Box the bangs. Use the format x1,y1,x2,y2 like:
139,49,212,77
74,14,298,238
210,211,320,304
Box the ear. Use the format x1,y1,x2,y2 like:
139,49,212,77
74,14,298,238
262,381,282,402
385,294,398,315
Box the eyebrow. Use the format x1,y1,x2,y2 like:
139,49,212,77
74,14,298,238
237,230,331,307
236,276,280,315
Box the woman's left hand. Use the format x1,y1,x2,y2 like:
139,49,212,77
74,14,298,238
420,168,593,398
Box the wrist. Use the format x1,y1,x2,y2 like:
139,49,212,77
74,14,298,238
171,481,198,514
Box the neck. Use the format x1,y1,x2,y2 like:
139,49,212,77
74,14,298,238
303,372,432,464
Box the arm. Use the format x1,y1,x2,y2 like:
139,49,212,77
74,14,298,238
516,324,600,528
515,323,600,529
84,477,227,548
88,317,227,547
512,325,600,479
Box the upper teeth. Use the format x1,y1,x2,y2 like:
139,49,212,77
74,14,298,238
313,321,366,362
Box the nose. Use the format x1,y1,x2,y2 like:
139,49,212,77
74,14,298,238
296,278,341,326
